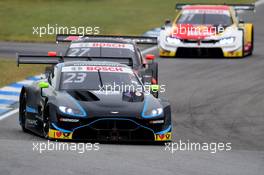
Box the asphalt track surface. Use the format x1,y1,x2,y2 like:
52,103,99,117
0,5,264,175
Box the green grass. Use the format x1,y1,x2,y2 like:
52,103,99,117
0,0,255,42
0,59,46,87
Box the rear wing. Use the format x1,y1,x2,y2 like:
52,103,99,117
17,54,133,67
175,3,255,11
56,34,157,45
16,54,61,66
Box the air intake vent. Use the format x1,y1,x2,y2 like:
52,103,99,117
68,91,100,101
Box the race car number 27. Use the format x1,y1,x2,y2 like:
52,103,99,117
68,48,90,56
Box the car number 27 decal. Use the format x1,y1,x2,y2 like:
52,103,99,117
68,48,90,56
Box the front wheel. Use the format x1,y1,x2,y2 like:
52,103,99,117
19,93,28,132
42,106,50,139
248,26,254,56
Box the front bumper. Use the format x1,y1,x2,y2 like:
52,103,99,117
159,37,243,58
48,117,172,142
160,47,243,58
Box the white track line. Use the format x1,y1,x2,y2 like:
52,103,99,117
0,86,21,93
17,80,35,85
0,104,11,108
0,95,19,101
0,104,11,110
0,109,19,121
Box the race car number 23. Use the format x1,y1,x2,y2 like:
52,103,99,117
63,73,86,84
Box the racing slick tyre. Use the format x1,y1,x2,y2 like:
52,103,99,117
248,26,254,56
42,105,51,139
238,29,245,59
19,92,28,132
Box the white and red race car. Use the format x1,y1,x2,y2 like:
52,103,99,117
158,4,255,58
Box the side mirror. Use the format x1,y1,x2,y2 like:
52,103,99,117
239,19,245,24
145,54,155,61
38,81,49,89
48,51,57,57
141,75,152,85
164,19,171,25
150,84,160,93
161,19,172,30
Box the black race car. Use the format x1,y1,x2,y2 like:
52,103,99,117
17,55,171,142
54,34,159,97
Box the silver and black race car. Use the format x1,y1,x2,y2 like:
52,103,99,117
17,55,172,142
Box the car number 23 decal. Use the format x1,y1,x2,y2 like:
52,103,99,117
63,73,87,84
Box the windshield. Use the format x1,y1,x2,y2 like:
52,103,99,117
66,42,138,64
59,65,142,91
177,10,233,26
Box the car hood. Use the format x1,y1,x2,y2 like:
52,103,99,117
57,90,161,119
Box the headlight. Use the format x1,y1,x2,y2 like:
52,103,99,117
166,36,181,45
142,107,163,118
151,108,163,116
219,37,235,45
59,106,85,117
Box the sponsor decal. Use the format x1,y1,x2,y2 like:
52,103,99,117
70,42,134,51
155,132,172,141
48,129,73,139
65,36,82,41
224,51,243,57
59,118,80,123
26,119,38,126
183,9,230,15
149,120,164,124
86,66,123,72
62,66,133,73
93,90,121,95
